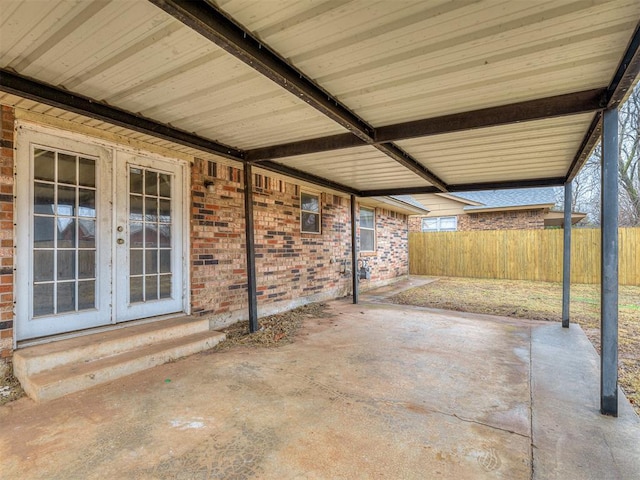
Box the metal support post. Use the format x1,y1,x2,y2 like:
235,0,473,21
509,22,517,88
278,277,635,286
243,164,259,333
601,108,619,416
351,195,359,304
562,181,572,328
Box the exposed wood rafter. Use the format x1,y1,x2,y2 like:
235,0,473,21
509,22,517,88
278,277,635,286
0,68,245,161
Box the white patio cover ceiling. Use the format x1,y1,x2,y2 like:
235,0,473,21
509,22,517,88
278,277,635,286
1,0,639,195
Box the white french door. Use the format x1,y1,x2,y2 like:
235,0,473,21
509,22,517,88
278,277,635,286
16,126,186,341
114,152,184,322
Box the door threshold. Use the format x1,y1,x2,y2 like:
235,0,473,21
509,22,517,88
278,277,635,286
17,313,188,349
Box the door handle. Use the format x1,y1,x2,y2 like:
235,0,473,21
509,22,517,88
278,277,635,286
117,238,125,245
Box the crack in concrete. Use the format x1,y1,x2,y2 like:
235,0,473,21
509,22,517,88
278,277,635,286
370,396,531,440
447,412,530,440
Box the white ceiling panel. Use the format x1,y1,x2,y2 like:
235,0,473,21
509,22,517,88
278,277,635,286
1,0,639,194
274,145,432,191
219,0,640,124
0,0,348,150
396,114,595,185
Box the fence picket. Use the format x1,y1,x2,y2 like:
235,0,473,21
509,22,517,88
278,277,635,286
409,228,640,285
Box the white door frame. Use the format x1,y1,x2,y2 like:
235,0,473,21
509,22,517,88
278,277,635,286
114,151,187,322
15,125,113,340
15,122,190,341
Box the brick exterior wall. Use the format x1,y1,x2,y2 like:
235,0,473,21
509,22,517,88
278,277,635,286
0,106,15,366
408,216,422,232
458,210,546,231
358,207,408,291
192,159,408,328
252,176,351,316
190,159,248,326
409,210,546,232
0,122,410,363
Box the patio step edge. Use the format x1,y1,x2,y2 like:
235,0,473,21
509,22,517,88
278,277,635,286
14,316,210,378
20,330,226,402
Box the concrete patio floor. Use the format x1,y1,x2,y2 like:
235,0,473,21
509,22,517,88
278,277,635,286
1,284,639,479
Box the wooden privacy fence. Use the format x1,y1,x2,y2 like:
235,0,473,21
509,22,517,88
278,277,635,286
409,228,640,285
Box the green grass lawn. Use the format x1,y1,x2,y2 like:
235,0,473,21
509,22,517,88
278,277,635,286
391,277,640,415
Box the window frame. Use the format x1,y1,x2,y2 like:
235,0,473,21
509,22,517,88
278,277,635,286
421,216,457,232
300,190,321,234
359,206,376,252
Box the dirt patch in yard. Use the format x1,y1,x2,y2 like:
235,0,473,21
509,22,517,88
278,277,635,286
390,277,640,416
0,365,25,406
212,302,334,351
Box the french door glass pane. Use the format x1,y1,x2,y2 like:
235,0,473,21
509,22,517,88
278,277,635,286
33,284,54,316
129,167,172,303
58,154,77,184
78,281,96,310
79,157,96,187
34,149,55,181
32,147,97,317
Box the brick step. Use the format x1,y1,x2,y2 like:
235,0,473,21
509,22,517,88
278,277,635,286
14,316,211,378
19,330,225,402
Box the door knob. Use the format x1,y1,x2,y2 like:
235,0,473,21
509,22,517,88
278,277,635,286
117,238,125,245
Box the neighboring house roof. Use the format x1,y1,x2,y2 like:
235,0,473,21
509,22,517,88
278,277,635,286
412,187,586,227
454,187,557,212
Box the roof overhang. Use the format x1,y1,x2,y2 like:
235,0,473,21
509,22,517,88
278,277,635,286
545,211,589,227
463,203,557,214
363,197,429,216
434,193,483,207
1,0,639,197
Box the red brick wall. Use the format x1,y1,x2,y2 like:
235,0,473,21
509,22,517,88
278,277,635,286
190,159,355,326
358,207,408,291
190,159,248,327
253,178,352,315
408,216,422,233
2,145,410,360
0,106,15,365
458,210,545,231
191,159,409,326
409,210,546,232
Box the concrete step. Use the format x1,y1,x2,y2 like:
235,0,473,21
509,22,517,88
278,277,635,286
14,316,211,378
20,330,225,402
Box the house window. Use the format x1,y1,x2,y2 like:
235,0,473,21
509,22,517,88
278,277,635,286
422,216,457,232
360,206,376,251
301,191,321,233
